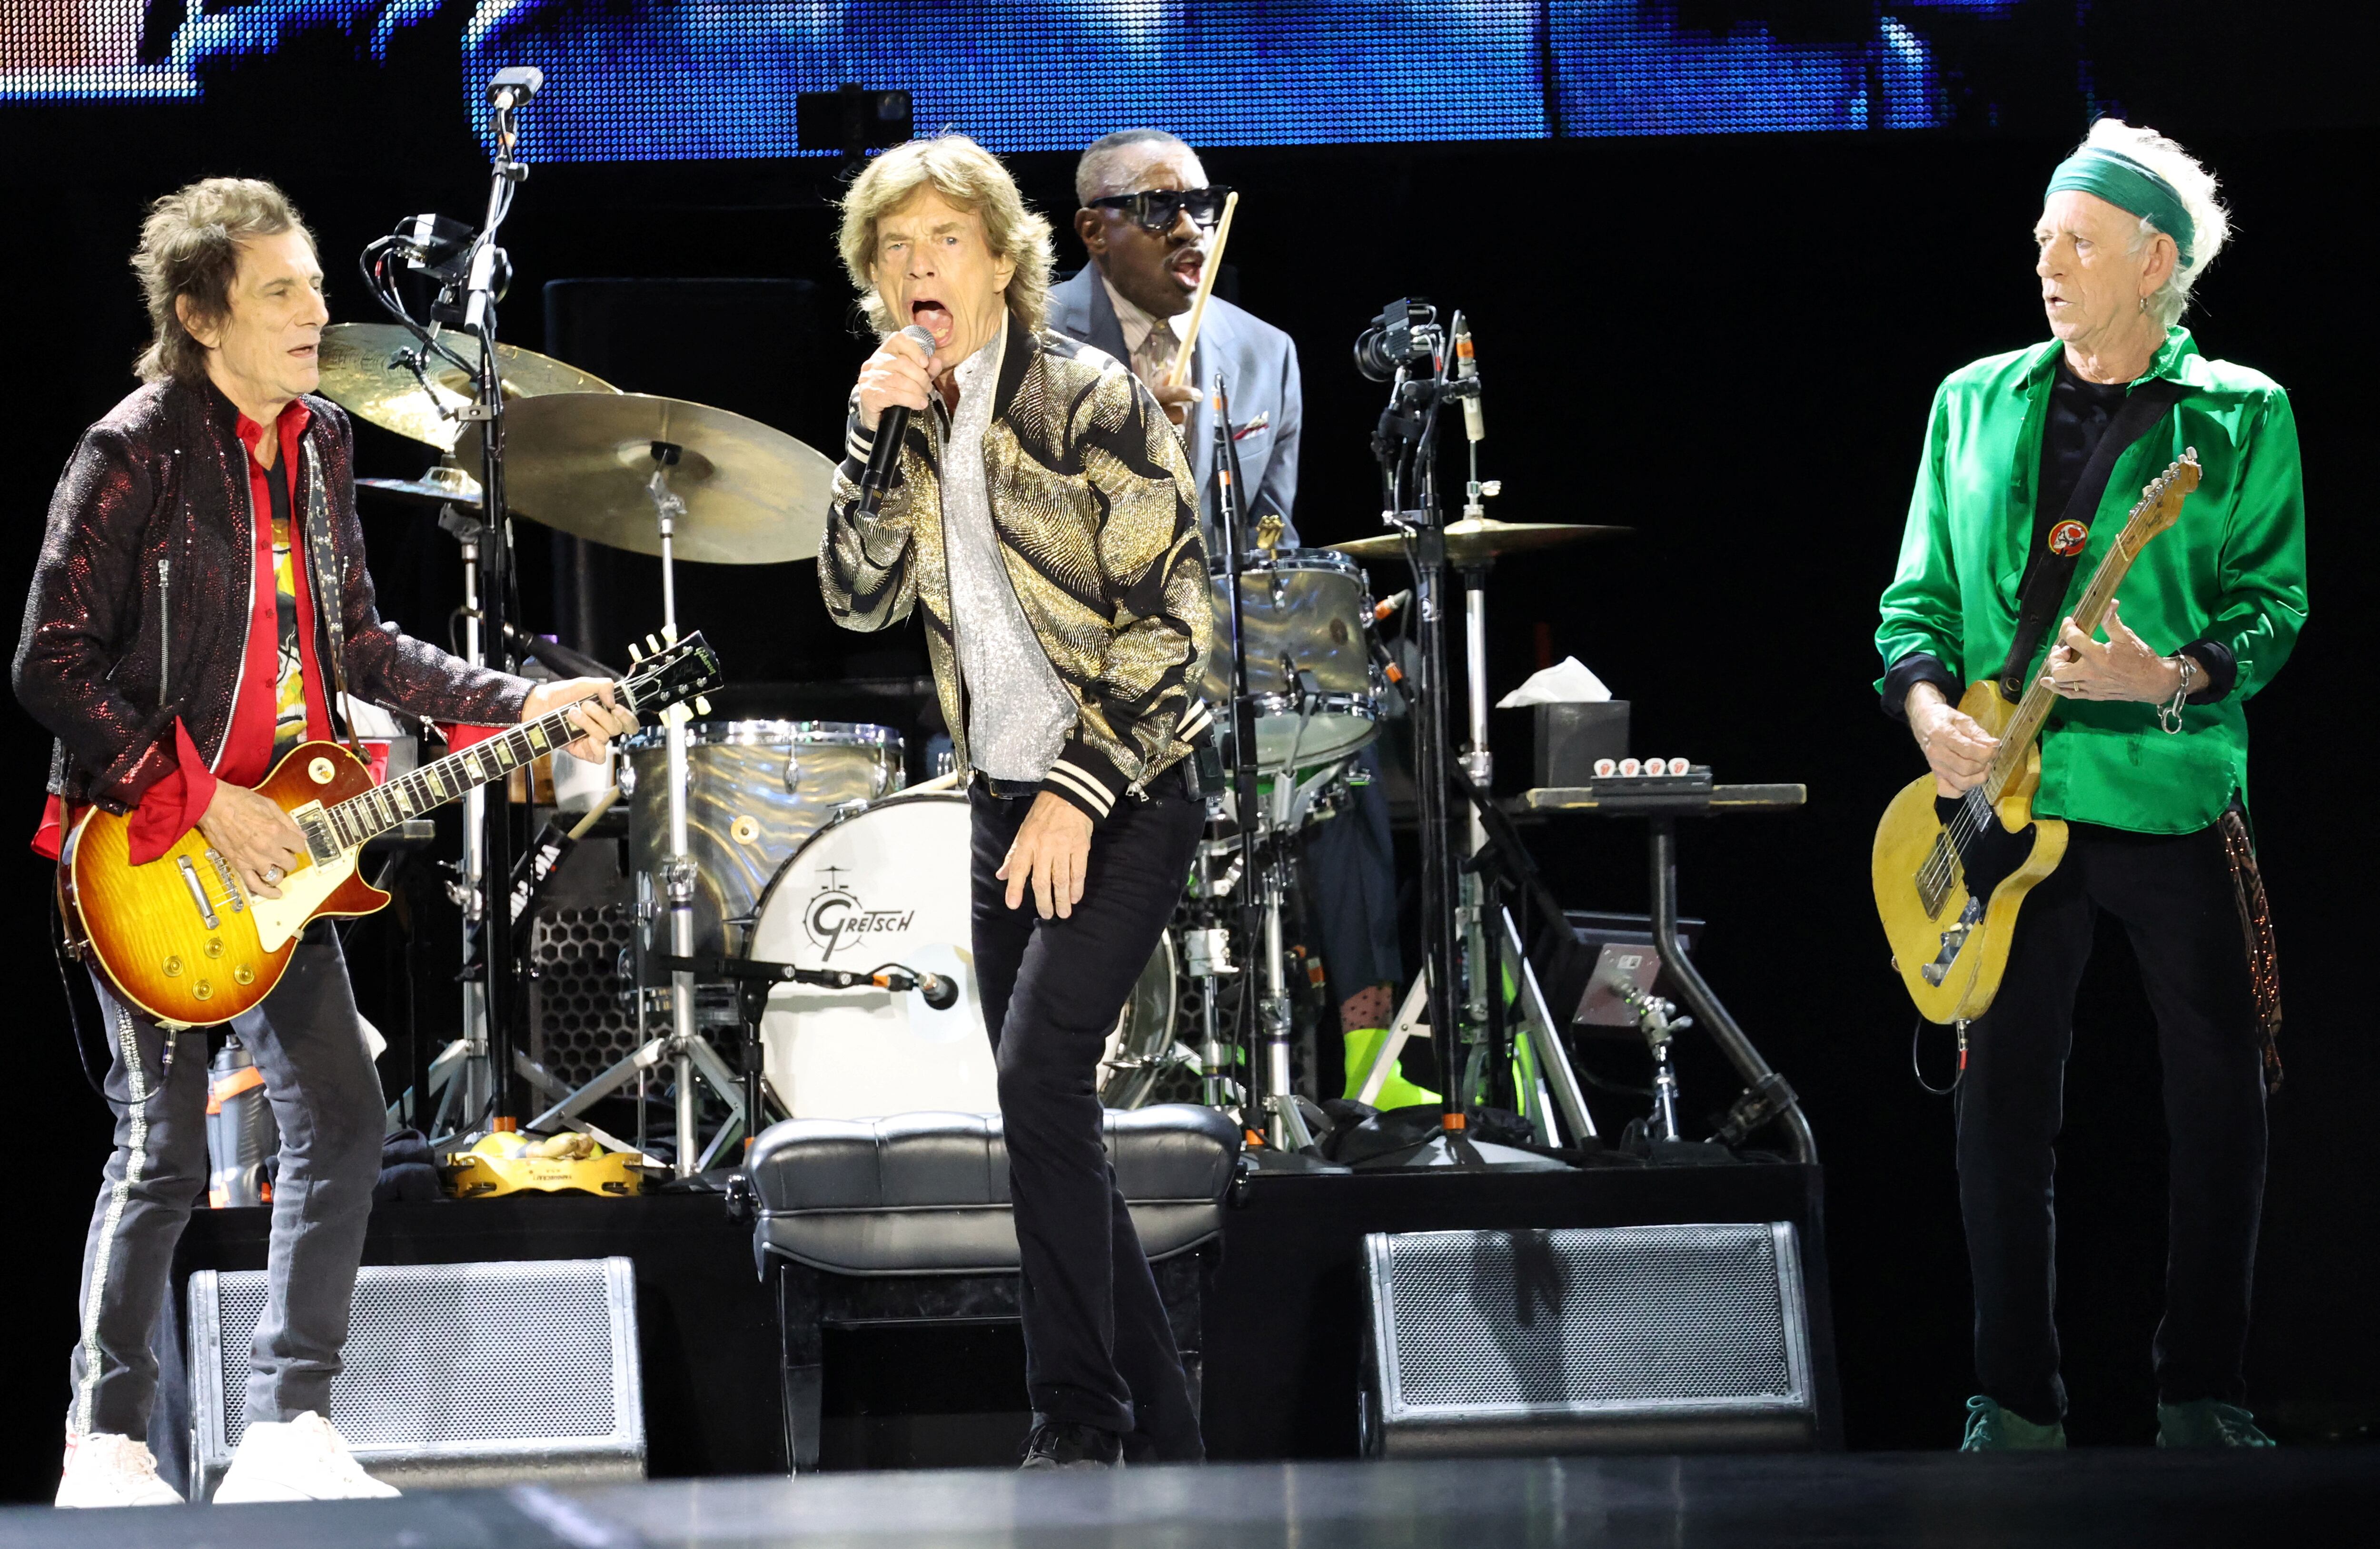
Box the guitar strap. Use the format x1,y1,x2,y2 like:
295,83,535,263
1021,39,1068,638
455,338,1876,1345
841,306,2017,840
300,435,371,763
1995,377,2185,700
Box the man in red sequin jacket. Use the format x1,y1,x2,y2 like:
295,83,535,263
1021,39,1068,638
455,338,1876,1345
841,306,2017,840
15,178,631,1508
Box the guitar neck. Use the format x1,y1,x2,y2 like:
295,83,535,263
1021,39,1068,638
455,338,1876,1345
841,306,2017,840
1982,523,2156,802
318,704,590,851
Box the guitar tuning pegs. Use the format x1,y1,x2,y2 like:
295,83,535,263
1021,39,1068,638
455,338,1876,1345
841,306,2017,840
693,696,711,716
661,623,679,645
645,633,662,654
627,642,645,662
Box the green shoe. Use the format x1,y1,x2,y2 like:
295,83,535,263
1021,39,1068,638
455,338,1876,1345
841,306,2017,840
1961,1394,2067,1450
1341,1027,1439,1111
2156,1400,2276,1448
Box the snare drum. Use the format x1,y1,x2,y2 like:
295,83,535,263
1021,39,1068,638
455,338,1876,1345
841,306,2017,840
746,791,1178,1119
622,720,902,961
1200,550,1380,770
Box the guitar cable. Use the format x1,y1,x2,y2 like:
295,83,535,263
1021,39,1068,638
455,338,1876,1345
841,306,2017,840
1910,1016,1969,1097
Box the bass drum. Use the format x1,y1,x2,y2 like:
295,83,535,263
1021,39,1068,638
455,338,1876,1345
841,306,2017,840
745,790,1177,1120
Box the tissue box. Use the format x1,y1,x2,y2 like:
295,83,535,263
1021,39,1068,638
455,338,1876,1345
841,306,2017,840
1535,702,1629,788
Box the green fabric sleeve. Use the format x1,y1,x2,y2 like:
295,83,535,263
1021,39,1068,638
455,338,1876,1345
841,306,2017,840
2207,386,2308,702
1875,380,1967,692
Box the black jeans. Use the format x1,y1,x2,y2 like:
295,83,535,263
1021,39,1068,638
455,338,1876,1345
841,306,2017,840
69,926,385,1438
1957,819,2266,1424
970,773,1206,1459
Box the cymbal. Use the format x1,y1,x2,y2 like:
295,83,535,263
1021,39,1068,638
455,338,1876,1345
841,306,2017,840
317,323,618,451
355,462,483,511
457,392,836,564
1330,517,1631,568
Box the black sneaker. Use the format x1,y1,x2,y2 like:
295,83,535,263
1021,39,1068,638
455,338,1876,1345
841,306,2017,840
1021,1421,1124,1470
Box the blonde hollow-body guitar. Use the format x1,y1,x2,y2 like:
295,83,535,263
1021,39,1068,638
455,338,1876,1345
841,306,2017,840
59,632,721,1028
1873,453,2200,1025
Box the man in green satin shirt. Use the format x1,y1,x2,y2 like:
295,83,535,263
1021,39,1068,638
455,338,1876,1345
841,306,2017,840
1875,120,2306,1453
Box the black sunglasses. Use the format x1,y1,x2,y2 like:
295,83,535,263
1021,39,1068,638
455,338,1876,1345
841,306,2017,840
1087,186,1235,233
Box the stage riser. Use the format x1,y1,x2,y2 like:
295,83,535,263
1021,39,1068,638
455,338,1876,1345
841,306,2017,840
166,1164,1835,1474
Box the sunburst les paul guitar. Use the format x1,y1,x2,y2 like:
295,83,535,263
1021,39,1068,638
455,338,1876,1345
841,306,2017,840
1873,453,2200,1024
60,632,722,1028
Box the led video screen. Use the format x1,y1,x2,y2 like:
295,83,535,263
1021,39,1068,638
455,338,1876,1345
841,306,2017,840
5,1,2021,156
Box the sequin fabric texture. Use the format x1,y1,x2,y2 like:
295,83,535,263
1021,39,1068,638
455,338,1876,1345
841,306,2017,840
819,317,1211,815
17,378,532,812
935,326,1077,782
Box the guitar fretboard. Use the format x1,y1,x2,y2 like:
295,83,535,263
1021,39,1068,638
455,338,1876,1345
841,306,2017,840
321,705,594,851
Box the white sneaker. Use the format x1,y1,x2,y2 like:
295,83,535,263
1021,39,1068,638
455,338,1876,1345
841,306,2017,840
210,1412,400,1503
55,1431,185,1507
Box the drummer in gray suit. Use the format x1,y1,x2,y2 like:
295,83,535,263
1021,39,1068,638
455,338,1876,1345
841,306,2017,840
1054,129,1415,1101
1051,129,1302,548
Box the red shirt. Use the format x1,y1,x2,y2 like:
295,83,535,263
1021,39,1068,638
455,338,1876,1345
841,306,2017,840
33,400,331,862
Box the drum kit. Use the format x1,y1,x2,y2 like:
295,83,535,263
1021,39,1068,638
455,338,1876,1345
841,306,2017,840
327,191,1625,1177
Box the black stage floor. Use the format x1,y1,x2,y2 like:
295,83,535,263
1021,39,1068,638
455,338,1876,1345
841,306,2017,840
6,1451,2372,1548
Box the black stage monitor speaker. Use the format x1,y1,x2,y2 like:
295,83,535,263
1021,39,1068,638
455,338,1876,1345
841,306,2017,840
188,1258,645,1497
1360,1223,1818,1457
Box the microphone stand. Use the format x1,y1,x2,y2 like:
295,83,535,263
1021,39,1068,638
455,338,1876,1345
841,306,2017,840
464,77,532,1132
1370,346,1468,1158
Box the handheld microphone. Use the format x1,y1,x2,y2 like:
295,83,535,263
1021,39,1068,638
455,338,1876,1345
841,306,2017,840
857,324,939,517
914,971,960,1011
1452,310,1484,444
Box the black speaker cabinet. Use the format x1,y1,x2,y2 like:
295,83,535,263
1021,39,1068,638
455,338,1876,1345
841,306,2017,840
1359,1223,1819,1457
187,1258,646,1497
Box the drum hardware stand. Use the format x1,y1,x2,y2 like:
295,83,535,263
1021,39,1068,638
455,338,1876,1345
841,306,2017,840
422,498,495,1147
1210,375,1318,1155
1616,984,1688,1143
517,442,750,1173
1359,300,1472,1158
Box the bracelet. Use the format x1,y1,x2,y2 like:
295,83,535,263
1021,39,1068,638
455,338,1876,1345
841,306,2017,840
2158,654,2199,735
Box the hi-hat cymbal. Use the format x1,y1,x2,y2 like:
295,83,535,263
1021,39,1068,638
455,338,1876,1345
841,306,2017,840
457,392,836,564
1330,516,1630,568
355,462,483,511
317,323,618,451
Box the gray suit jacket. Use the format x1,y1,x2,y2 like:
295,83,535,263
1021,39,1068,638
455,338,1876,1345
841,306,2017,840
1050,265,1302,548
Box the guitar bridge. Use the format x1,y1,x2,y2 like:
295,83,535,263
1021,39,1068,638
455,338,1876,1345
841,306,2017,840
175,855,220,930
1920,897,1984,986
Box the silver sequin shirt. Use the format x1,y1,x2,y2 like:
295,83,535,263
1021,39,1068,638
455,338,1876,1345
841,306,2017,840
937,329,1078,781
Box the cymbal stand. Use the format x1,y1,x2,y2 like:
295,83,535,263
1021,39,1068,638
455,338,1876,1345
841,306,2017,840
1211,375,1314,1153
426,500,494,1141
522,447,741,1171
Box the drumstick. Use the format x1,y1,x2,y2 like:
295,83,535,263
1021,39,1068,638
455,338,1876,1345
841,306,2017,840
1163,191,1239,391
906,770,964,795
566,785,622,841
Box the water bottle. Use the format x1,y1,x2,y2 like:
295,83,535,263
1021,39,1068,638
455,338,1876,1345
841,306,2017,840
205,1037,278,1208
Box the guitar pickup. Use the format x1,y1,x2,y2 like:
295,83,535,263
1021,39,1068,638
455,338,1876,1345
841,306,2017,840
176,855,221,930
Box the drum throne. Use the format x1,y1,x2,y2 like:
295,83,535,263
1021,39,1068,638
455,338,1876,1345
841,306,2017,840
743,1105,1241,1470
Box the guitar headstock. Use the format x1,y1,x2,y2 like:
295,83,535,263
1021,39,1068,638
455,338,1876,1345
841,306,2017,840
2125,448,2202,546
618,630,724,721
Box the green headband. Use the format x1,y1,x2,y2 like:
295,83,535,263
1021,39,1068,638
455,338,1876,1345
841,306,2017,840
2045,146,2195,268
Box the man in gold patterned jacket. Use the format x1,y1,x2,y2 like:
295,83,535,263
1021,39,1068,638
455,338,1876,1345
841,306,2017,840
817,135,1211,1470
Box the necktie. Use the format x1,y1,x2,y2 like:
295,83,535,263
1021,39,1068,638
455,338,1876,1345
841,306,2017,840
1134,323,1180,390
